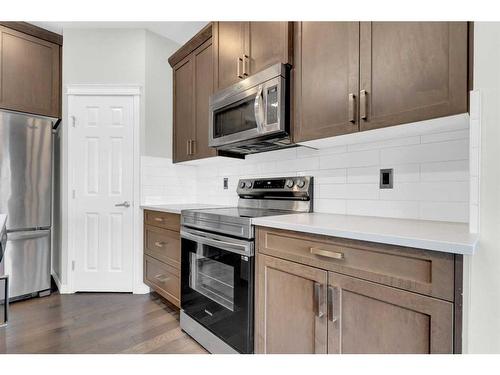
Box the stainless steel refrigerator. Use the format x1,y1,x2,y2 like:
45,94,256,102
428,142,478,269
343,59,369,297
0,109,58,300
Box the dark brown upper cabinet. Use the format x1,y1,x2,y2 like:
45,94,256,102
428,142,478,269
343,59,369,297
170,25,216,163
213,22,293,91
0,25,61,117
359,22,468,131
293,22,469,142
293,22,360,143
173,56,195,163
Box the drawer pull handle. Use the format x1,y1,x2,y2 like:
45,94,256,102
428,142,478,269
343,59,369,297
154,241,166,248
154,217,164,222
154,274,170,283
310,247,344,260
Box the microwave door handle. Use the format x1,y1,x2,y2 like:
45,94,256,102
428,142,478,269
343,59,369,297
254,85,265,131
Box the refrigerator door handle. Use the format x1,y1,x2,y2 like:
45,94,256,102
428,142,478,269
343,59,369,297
6,229,51,241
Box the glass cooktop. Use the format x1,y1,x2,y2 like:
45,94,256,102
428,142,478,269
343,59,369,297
183,207,296,219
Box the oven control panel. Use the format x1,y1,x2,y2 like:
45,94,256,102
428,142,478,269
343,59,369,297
237,176,312,197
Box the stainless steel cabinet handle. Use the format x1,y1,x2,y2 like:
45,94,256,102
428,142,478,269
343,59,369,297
154,217,164,222
243,54,249,76
348,93,356,123
237,57,244,78
310,247,344,260
313,282,325,318
115,201,130,208
360,90,368,120
154,274,170,283
191,139,196,155
0,275,9,326
328,286,338,323
186,139,193,155
154,241,166,248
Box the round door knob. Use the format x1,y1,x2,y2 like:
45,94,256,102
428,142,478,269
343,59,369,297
296,179,306,188
240,181,246,188
286,179,294,188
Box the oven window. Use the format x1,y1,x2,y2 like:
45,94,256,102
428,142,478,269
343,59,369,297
213,95,257,139
189,251,235,311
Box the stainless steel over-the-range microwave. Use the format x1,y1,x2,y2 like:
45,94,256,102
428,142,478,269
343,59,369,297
209,63,292,155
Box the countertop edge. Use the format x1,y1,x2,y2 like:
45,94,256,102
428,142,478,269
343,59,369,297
252,218,477,256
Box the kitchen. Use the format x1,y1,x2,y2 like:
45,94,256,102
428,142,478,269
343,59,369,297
1,0,500,372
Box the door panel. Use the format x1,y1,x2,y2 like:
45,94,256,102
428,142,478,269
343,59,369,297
72,96,134,292
327,272,453,354
255,254,328,354
359,22,468,131
0,111,53,229
0,26,60,117
173,57,194,162
213,22,246,90
294,22,360,142
4,230,51,298
247,22,291,75
193,39,216,159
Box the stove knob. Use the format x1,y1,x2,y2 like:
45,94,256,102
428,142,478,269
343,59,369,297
240,181,246,189
286,179,295,188
247,181,253,188
296,179,306,188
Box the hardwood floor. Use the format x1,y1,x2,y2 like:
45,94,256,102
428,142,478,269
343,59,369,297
0,292,208,354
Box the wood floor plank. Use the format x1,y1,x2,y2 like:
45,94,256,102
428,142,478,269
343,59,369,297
0,292,208,354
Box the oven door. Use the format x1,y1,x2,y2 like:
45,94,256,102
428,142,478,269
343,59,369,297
181,227,254,353
209,75,285,148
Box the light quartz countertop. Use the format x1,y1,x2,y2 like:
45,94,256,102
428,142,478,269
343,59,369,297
252,213,478,255
140,204,227,215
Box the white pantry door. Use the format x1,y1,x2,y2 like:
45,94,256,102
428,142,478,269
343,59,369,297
71,95,135,292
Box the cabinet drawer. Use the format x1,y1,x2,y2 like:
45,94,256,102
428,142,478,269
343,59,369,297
144,255,180,307
144,210,180,231
256,227,455,301
144,225,180,268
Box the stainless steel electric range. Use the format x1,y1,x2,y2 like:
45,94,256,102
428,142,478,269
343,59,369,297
180,176,313,354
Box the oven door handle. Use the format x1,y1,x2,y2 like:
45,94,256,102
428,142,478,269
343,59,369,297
181,228,253,257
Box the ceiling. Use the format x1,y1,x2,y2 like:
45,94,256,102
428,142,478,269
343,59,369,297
29,21,208,45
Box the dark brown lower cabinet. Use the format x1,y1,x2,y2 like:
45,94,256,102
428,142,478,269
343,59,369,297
255,254,327,354
255,227,457,354
327,272,453,354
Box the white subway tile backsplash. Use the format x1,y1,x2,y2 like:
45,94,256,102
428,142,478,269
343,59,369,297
347,136,420,152
320,183,379,200
319,149,380,170
420,129,470,144
346,200,420,220
142,116,471,224
419,202,469,223
420,160,469,182
380,139,468,165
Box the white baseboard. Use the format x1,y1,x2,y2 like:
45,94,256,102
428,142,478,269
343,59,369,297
133,282,150,294
51,272,73,294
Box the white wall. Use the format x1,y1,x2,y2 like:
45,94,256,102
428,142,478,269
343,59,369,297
462,22,500,353
145,31,180,158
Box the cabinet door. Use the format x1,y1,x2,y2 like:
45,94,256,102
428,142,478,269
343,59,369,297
247,22,292,75
213,22,246,91
173,56,194,163
359,22,468,131
293,22,360,142
0,26,60,117
193,39,216,160
327,272,453,354
255,254,328,354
